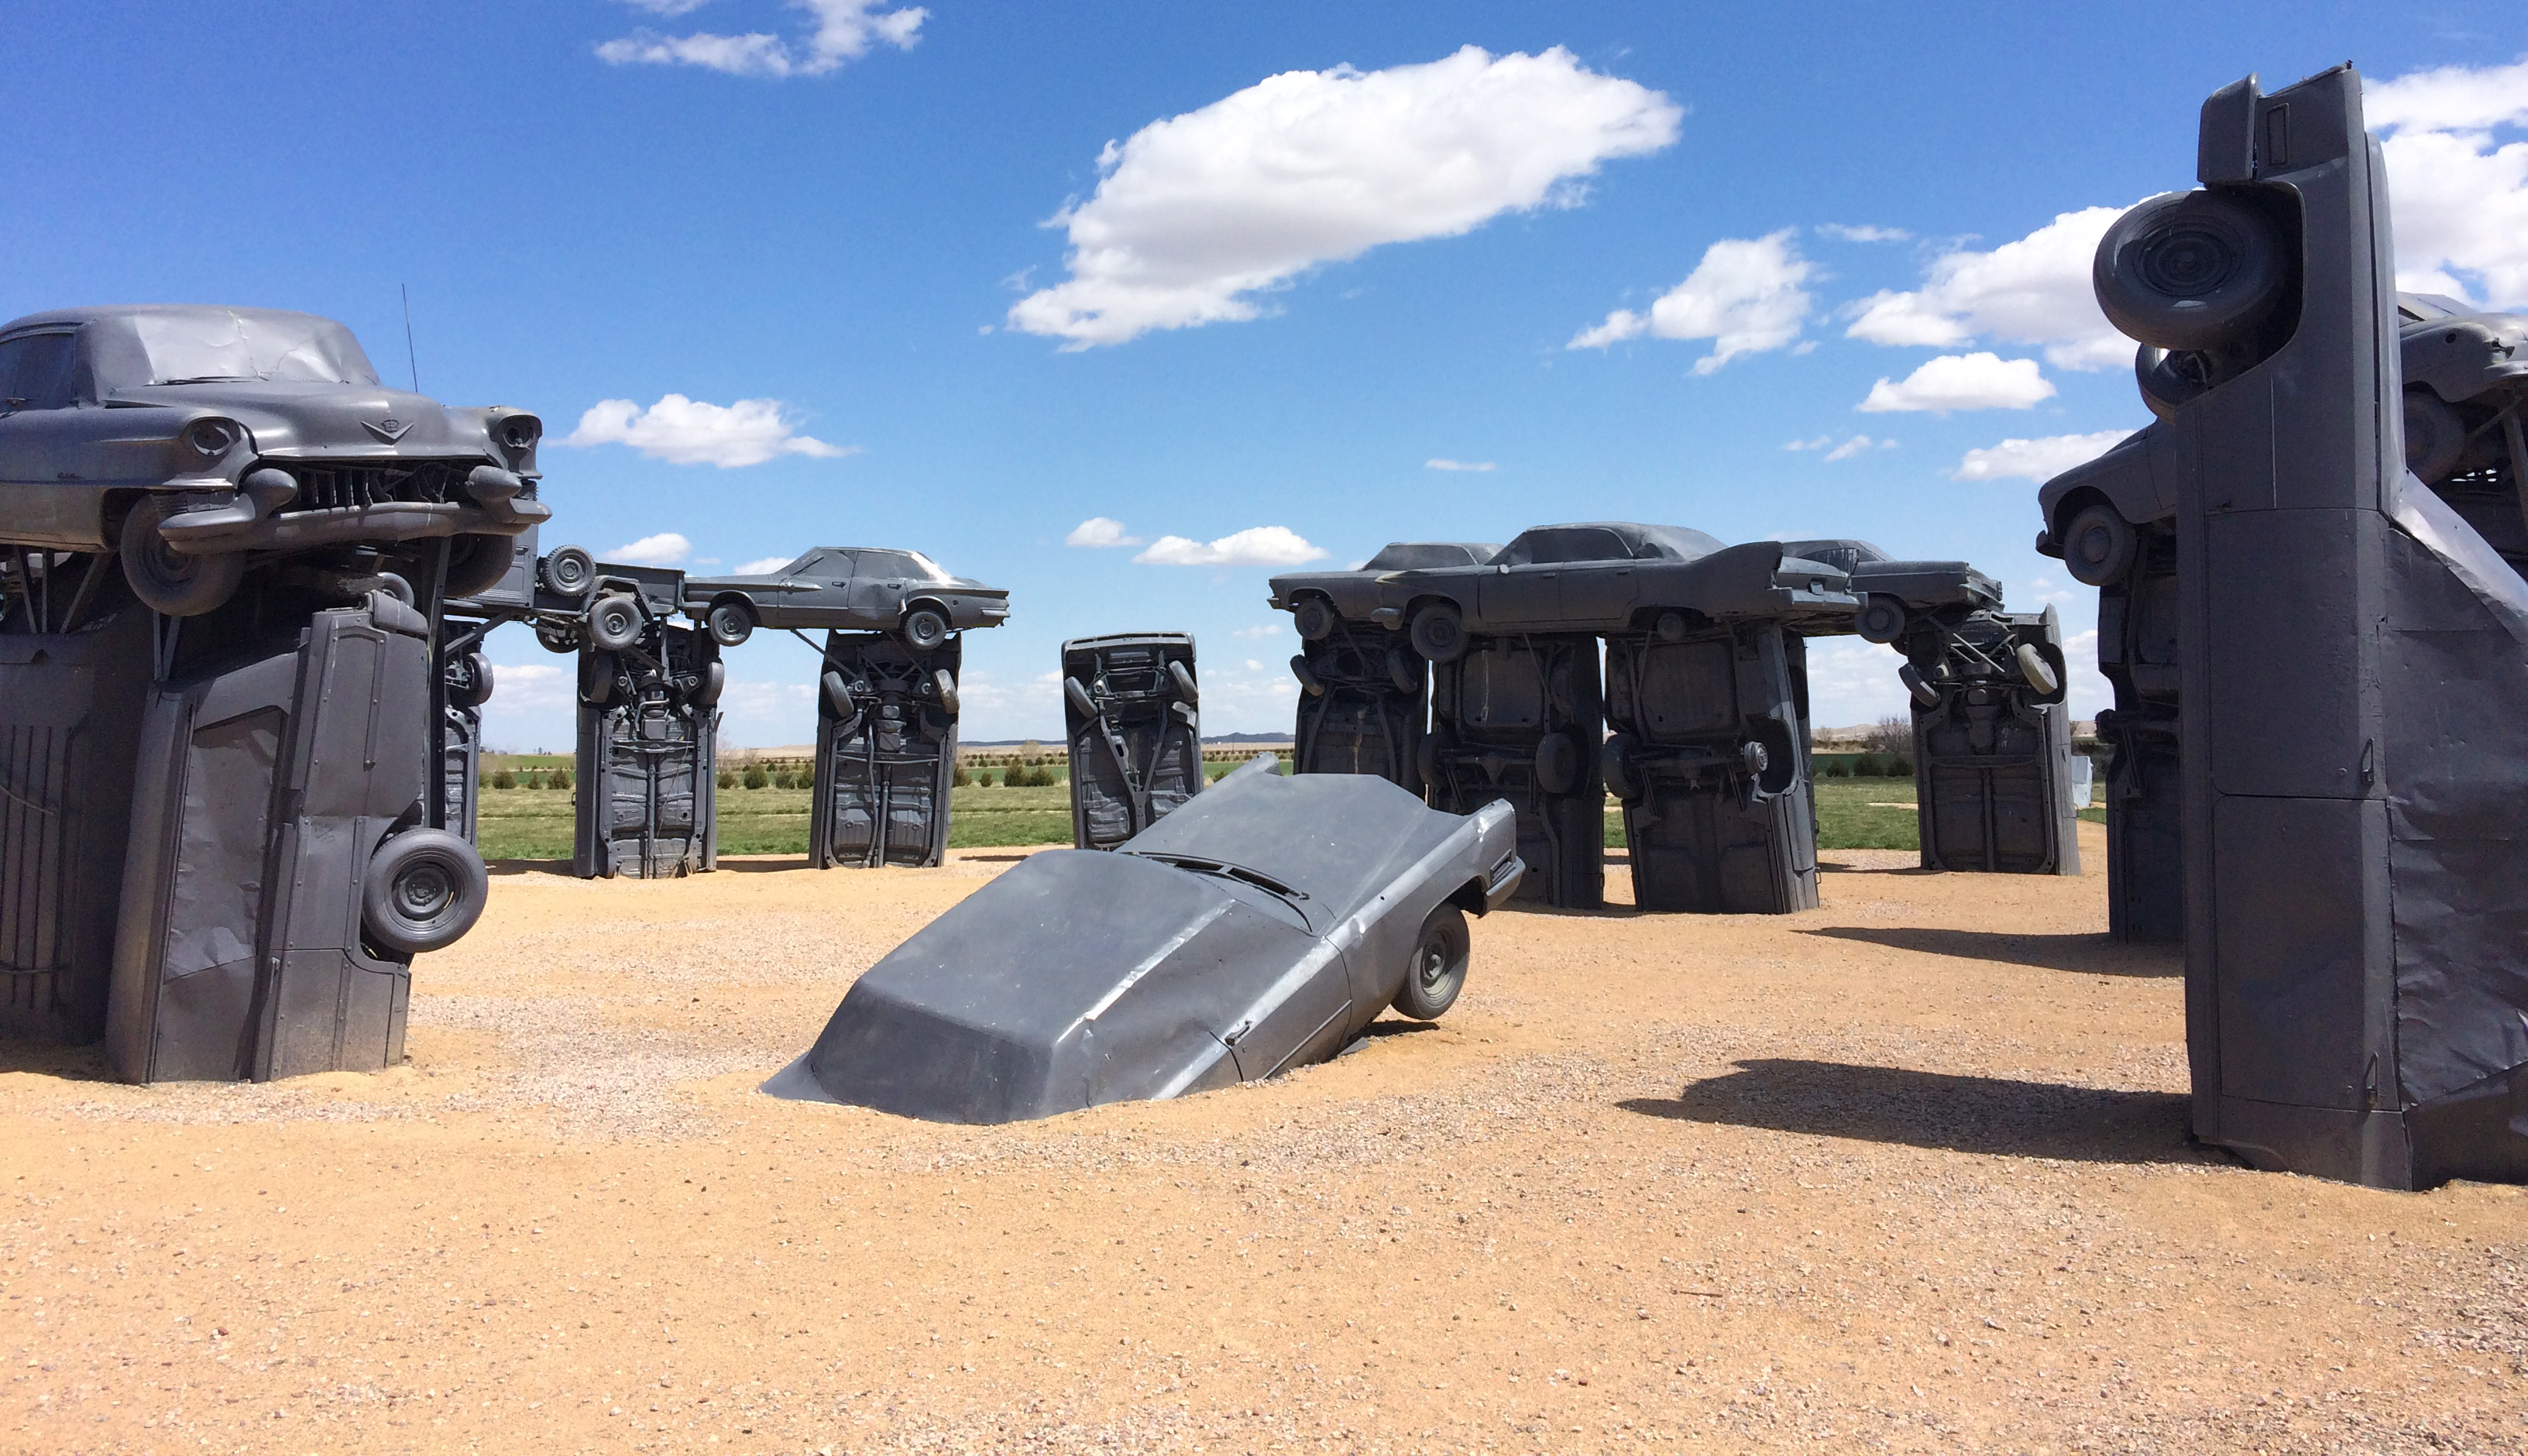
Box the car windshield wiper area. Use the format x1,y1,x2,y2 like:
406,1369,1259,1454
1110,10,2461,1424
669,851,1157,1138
1124,851,1310,902
155,376,257,385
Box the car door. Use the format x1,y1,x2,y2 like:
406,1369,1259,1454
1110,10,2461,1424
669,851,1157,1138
850,551,911,626
766,549,847,626
0,330,97,548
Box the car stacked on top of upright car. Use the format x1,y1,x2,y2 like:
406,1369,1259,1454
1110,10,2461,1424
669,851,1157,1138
0,304,548,614
680,547,1008,651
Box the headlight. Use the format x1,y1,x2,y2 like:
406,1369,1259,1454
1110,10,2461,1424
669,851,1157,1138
184,417,243,460
496,413,542,453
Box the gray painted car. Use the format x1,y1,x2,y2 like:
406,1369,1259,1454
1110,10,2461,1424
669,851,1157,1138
1369,522,1860,663
1268,541,1500,640
0,305,548,615
764,757,1524,1124
680,546,1009,650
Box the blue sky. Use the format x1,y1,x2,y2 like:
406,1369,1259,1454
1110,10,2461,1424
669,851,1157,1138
6,2,2523,747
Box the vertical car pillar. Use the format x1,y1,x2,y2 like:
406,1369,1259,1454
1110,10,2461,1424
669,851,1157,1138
2038,65,2528,1186
1063,634,1204,850
1290,625,1428,795
1425,633,1603,909
105,592,480,1082
1602,621,1816,913
1901,606,2081,876
574,617,720,879
812,631,960,868
0,573,153,1043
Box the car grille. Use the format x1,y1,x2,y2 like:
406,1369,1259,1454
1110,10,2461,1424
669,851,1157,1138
276,458,480,513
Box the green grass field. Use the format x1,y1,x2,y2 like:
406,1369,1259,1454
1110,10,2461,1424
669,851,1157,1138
476,771,1973,861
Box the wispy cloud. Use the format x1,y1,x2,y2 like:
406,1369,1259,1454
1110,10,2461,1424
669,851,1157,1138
1425,458,1496,472
597,0,925,78
1008,46,1680,347
1134,527,1328,568
1953,430,2133,482
608,532,692,566
1815,223,1911,243
1065,517,1145,548
564,394,855,467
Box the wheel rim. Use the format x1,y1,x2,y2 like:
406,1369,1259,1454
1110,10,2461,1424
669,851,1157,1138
2137,225,2239,298
394,861,455,922
1415,933,1457,997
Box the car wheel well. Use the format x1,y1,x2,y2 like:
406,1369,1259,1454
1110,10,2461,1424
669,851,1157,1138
905,595,951,620
2046,485,2113,544
1448,877,1492,917
709,591,756,616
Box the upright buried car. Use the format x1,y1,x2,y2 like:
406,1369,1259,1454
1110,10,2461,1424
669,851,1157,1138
680,547,1008,650
765,759,1524,1124
0,305,548,615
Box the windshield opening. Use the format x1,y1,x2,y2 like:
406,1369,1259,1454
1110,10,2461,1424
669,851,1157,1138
125,311,379,389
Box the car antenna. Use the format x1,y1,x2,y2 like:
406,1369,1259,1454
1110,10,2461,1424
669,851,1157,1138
400,283,421,393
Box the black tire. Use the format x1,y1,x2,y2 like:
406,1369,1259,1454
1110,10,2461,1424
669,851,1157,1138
933,668,960,717
2405,390,2468,483
580,651,616,706
361,829,489,956
1290,654,1325,697
902,606,950,651
1290,597,1336,641
119,498,244,617
1385,646,1421,696
1393,904,1469,1021
1654,611,1689,644
1601,733,1641,802
694,659,725,706
1534,732,1581,795
538,546,595,599
446,651,495,709
1853,594,1908,645
588,592,643,651
1408,602,1467,663
442,533,515,599
1898,663,1941,709
2094,190,2286,352
2061,502,2138,586
2135,345,2212,422
1168,658,1198,704
534,619,579,654
822,670,854,719
706,598,754,647
1063,675,1097,721
2017,643,2063,697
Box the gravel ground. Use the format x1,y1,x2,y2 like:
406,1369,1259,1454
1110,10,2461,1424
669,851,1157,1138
3,822,2523,1454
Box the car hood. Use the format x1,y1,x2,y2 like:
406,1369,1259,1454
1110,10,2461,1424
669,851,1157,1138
775,848,1323,1124
105,381,514,462
1118,764,1479,924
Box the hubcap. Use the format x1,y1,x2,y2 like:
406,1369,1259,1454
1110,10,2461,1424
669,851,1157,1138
2138,226,2236,297
395,863,454,919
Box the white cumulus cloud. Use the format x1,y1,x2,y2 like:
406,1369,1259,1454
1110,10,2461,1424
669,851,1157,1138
1134,527,1328,568
1007,46,1681,348
1425,458,1496,472
1568,229,1815,372
608,532,692,566
2369,57,2528,308
1858,352,2056,414
730,555,794,575
1065,517,1145,548
1843,206,2131,370
597,0,924,77
565,394,854,468
1953,429,2135,482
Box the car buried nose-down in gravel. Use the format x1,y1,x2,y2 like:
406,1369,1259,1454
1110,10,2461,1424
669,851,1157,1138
0,304,549,616
765,757,1525,1124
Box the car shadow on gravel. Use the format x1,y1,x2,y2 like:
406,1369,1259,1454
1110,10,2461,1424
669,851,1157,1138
1802,925,2181,977
0,1037,116,1083
1621,1059,2214,1166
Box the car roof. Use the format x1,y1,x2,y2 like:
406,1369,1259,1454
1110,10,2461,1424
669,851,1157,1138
0,304,379,392
1362,541,1501,571
1497,522,1725,565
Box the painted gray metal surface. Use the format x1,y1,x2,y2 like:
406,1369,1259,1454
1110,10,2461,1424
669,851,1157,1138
1425,632,1605,908
765,759,1523,1124
105,593,441,1082
0,305,546,562
1272,542,1498,794
681,548,1008,642
1878,589,2082,876
575,610,720,880
1604,621,1819,913
812,631,958,869
0,584,152,1042
2035,65,2528,1188
1063,634,1203,850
